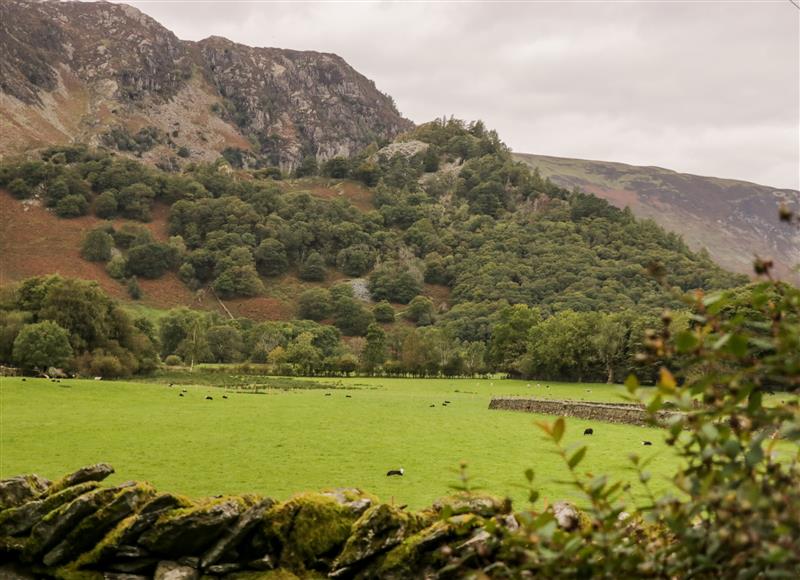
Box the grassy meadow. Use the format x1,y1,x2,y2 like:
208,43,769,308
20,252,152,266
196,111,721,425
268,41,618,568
0,374,693,510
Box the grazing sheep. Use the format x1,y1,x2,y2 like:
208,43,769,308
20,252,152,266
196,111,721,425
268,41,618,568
642,441,652,446
181,389,188,393
179,393,184,397
345,395,352,398
429,404,435,408
222,395,228,399
584,428,594,435
325,393,332,397
21,378,26,382
205,396,213,401
386,468,404,477
444,400,451,404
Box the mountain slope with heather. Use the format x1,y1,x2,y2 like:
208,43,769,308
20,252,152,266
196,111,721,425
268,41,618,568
0,0,411,169
513,153,800,283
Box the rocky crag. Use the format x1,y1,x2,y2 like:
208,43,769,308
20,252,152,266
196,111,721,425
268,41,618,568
0,0,412,169
0,464,584,579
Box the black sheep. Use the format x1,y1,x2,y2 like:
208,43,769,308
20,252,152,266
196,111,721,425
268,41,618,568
584,428,594,435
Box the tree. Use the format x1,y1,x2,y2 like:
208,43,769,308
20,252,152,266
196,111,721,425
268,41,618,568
285,332,322,375
336,244,376,277
362,323,386,373
368,266,422,304
12,321,73,371
333,297,374,337
126,276,142,300
206,325,245,363
298,288,333,321
94,191,118,218
124,243,165,278
487,304,541,373
322,157,350,179
299,251,326,282
294,156,318,178
55,194,88,218
404,296,435,326
373,301,396,323
117,183,155,221
7,178,32,199
81,229,114,262
212,265,264,298
254,239,289,277
126,243,179,279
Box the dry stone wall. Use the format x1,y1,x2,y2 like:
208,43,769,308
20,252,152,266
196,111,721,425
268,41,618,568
489,398,680,427
0,464,533,579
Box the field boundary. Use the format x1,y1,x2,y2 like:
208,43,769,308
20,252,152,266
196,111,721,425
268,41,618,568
488,397,680,427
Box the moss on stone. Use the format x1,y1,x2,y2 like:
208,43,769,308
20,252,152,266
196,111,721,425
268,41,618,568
71,513,139,569
262,492,363,571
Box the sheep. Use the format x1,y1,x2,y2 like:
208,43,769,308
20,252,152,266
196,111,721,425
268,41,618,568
584,428,594,435
642,441,652,446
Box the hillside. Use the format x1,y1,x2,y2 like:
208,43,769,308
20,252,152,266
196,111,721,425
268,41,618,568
513,153,800,284
0,0,411,169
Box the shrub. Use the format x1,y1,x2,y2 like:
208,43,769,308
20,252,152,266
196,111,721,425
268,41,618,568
106,256,127,280
126,243,178,278
373,301,396,323
7,177,32,199
81,229,114,262
94,190,119,218
88,352,125,378
163,354,182,366
299,251,326,282
212,265,263,298
55,194,88,218
113,223,153,249
322,157,351,179
255,239,289,277
298,288,333,321
404,296,435,326
126,277,142,300
368,266,422,304
336,244,376,277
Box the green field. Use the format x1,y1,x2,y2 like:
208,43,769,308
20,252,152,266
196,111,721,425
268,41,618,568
1,375,682,509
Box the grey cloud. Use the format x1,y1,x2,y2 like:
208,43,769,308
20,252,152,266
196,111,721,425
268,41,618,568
118,0,799,189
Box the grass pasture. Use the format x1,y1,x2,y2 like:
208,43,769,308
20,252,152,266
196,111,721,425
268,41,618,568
1,375,685,509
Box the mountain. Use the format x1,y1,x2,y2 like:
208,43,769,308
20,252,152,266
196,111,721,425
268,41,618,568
513,153,800,283
0,0,411,169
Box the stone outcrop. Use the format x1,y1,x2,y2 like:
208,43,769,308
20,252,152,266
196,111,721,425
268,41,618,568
0,0,412,167
488,397,681,426
0,466,573,579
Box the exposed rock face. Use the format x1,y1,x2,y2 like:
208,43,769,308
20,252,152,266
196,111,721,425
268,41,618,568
0,0,412,168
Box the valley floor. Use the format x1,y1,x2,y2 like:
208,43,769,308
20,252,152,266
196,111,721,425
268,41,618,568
0,375,694,509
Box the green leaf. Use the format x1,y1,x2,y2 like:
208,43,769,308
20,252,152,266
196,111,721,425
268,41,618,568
674,331,699,352
725,333,748,358
568,446,587,469
624,374,640,394
552,417,565,444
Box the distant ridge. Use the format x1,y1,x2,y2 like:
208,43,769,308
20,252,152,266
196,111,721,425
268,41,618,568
514,153,800,283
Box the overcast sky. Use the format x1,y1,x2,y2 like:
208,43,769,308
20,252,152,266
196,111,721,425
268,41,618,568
117,0,799,189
